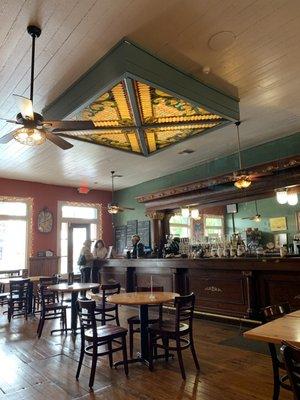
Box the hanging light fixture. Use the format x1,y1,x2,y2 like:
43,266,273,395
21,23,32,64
276,189,288,205
233,121,252,189
181,208,190,218
191,209,199,219
13,127,46,146
287,192,298,206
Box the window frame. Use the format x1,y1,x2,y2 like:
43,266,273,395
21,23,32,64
0,196,33,270
169,214,192,238
203,214,224,238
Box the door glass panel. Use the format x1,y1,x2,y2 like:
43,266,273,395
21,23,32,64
72,227,88,274
0,220,27,270
62,206,97,219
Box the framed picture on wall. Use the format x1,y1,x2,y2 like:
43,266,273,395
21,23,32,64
269,217,287,231
296,211,300,231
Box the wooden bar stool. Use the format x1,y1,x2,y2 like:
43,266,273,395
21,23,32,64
76,299,128,389
281,341,300,400
148,293,200,379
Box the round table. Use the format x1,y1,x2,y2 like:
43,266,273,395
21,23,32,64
106,291,179,367
48,283,99,335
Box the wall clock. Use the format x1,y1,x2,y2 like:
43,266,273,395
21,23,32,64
37,208,53,233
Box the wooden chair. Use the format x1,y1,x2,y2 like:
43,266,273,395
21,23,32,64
76,299,128,389
148,292,200,379
127,286,163,358
8,279,30,322
0,282,9,309
95,283,121,326
34,276,59,313
281,341,300,400
261,303,292,400
37,283,68,338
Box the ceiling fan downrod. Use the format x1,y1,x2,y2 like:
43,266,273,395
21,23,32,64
27,25,41,102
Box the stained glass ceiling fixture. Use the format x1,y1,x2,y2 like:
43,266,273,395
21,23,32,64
43,40,239,156
56,78,228,156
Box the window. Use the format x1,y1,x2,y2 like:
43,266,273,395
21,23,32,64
204,215,224,238
169,215,191,238
0,197,32,271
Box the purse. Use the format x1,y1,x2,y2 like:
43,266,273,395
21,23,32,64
77,253,87,266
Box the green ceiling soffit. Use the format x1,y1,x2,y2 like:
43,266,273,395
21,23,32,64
43,39,239,156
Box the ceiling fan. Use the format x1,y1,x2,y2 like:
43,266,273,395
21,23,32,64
0,26,75,150
242,200,261,222
107,171,135,214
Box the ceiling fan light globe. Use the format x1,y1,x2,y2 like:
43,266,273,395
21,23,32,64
276,189,288,204
108,205,120,214
13,128,46,146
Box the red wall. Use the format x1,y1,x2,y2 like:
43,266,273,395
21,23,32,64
0,178,112,256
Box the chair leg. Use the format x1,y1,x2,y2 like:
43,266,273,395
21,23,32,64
64,309,68,335
8,302,12,322
115,306,120,326
129,323,134,358
38,314,45,338
76,336,85,380
108,341,113,368
162,337,169,362
89,342,98,389
37,316,42,334
269,344,280,400
176,339,186,380
121,335,129,376
190,334,200,370
148,333,154,372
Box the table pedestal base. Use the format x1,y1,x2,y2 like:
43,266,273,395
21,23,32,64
114,352,174,369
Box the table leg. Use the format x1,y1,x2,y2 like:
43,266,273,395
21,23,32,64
27,281,33,314
71,291,79,335
139,304,149,360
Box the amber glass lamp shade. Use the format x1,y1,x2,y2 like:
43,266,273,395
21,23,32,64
13,128,46,146
234,177,252,189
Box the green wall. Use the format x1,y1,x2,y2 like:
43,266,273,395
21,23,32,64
115,132,300,227
226,197,299,245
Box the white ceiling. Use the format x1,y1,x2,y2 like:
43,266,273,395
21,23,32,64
0,0,300,190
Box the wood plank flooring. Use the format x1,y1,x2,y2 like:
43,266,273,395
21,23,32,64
0,306,294,399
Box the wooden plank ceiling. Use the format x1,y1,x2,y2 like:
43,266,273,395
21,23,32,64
0,0,299,190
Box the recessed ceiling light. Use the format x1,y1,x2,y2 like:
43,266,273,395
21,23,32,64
208,31,236,51
178,149,195,154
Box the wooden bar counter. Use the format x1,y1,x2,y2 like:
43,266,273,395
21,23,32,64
98,257,300,321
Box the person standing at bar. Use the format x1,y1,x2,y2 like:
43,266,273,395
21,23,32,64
91,239,108,282
131,234,145,258
78,239,94,283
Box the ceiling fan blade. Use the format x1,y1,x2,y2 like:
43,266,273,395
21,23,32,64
0,129,19,144
45,131,73,150
241,216,254,220
43,120,97,131
13,95,34,120
0,117,19,124
120,206,135,211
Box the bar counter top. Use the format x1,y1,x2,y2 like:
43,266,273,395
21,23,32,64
101,256,300,271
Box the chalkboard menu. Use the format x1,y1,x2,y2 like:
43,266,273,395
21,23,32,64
115,226,127,255
138,220,151,247
126,220,138,248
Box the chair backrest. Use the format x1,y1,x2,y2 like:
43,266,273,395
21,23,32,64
281,341,300,399
39,276,59,285
40,283,56,306
99,282,121,309
262,302,291,322
77,299,97,337
136,286,164,292
9,279,30,300
174,293,195,333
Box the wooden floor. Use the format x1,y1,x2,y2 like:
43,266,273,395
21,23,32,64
0,306,294,400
